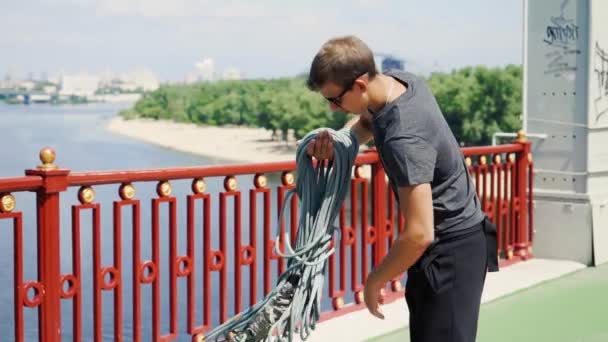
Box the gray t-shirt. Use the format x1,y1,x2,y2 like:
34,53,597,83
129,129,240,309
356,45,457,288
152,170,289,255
371,70,484,235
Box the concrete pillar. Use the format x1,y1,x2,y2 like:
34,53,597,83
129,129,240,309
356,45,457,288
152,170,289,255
524,0,608,265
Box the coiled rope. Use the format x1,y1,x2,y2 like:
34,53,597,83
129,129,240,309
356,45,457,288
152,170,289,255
203,128,359,342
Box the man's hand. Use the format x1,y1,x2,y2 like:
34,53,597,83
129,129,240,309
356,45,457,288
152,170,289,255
306,130,334,160
364,272,385,320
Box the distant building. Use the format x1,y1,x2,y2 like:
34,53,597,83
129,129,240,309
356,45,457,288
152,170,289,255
127,68,159,91
19,81,36,91
381,56,405,72
185,57,216,84
119,82,139,92
222,67,242,80
47,73,62,85
59,74,100,98
195,58,215,82
43,85,58,94
97,68,159,93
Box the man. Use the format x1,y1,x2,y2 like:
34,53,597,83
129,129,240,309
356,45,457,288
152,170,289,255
305,36,498,342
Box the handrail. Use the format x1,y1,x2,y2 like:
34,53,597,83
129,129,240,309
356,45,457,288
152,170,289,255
0,139,533,342
0,176,43,192
462,143,523,156
66,152,379,187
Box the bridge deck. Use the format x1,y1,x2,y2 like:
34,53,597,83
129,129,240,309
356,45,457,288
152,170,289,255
302,259,587,342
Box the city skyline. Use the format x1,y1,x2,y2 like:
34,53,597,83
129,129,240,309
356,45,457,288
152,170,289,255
2,0,523,81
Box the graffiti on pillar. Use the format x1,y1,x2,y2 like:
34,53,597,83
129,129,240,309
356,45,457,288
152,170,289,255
542,0,581,77
594,42,608,123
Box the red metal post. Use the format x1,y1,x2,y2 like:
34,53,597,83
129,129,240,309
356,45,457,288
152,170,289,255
357,176,371,304
186,191,211,335
528,157,535,256
263,187,275,295
328,205,344,309
168,198,178,340
229,191,243,315
218,188,231,323
128,200,143,342
248,185,268,307
351,179,363,298
371,160,387,271
25,148,70,342
0,211,24,341
14,213,24,342
515,132,532,259
112,202,125,341
508,165,517,258
71,202,100,342
151,195,178,341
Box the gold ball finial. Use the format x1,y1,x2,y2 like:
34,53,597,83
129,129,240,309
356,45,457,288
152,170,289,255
0,194,16,213
156,181,172,197
224,176,238,192
354,166,364,178
78,187,95,204
192,178,207,194
119,183,136,200
480,156,487,165
38,147,58,170
281,172,295,186
517,130,527,142
254,174,268,188
465,157,472,167
494,154,502,164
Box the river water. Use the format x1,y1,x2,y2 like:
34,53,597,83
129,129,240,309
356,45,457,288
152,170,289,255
0,102,379,341
0,103,319,341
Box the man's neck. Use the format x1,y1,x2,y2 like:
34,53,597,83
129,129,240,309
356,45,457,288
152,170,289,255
367,74,407,115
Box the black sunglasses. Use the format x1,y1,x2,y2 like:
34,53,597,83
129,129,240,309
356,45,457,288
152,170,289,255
324,72,366,106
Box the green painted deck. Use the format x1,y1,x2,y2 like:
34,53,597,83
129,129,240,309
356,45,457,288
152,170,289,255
367,263,608,342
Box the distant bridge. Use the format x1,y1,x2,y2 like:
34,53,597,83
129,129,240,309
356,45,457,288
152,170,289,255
0,89,53,104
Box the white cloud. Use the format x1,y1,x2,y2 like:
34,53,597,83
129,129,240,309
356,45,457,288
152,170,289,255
356,0,387,8
211,3,274,18
96,0,189,17
0,13,100,47
94,0,274,18
39,0,95,7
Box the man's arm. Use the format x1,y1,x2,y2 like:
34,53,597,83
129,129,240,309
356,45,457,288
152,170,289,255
368,183,435,284
344,114,374,145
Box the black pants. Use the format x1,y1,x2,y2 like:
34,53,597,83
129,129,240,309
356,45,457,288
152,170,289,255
405,218,498,342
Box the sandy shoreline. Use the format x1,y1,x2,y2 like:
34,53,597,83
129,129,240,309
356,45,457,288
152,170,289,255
105,117,298,163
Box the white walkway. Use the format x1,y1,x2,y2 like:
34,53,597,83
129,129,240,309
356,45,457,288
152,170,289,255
303,259,586,342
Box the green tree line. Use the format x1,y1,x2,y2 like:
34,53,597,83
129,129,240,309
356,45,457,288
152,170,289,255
121,65,522,146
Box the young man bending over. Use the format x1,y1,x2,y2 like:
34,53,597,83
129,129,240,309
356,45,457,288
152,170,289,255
305,36,498,342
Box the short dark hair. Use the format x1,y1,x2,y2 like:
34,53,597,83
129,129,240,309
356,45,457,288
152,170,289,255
307,35,378,91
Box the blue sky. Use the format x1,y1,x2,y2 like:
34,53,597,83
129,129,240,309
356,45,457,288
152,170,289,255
1,0,524,81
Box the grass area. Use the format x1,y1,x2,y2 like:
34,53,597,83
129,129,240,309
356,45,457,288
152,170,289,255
367,263,608,342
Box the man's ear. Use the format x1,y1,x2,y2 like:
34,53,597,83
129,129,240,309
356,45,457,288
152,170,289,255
353,78,368,93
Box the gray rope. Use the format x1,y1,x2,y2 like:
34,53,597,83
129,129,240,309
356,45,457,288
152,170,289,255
203,128,359,342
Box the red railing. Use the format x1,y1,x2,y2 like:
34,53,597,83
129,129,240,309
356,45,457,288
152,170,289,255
0,137,532,342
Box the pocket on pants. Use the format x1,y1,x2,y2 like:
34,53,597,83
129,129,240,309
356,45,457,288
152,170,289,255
423,251,455,295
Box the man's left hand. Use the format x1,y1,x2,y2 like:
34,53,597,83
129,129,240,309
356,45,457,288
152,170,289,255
363,272,385,320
